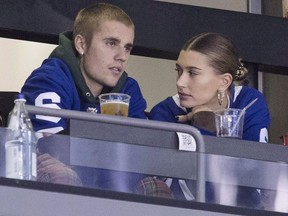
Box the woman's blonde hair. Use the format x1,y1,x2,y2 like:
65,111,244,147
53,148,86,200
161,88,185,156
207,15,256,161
182,32,248,85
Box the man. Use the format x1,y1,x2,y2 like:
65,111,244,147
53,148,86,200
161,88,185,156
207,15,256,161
22,3,147,134
21,3,147,190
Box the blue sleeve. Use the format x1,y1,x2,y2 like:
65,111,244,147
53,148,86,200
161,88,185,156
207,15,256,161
21,59,79,133
149,97,187,123
232,87,271,142
243,93,270,142
150,100,216,137
121,77,147,119
150,101,177,123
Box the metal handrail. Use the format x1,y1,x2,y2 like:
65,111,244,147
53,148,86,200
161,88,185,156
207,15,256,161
26,105,206,202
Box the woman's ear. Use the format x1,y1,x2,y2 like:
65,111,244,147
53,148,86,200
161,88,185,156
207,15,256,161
74,34,86,56
219,73,233,91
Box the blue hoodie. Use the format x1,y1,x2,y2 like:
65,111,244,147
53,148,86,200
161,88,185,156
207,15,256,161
21,31,147,133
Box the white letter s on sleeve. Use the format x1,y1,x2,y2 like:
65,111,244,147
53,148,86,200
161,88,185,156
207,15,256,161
35,92,61,123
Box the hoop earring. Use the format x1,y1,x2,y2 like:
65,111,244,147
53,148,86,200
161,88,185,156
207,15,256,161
217,90,225,106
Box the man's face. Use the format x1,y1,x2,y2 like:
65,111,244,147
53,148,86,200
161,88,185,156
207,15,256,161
80,20,134,96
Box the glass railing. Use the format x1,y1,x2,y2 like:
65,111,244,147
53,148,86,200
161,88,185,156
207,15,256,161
36,130,287,212
0,106,288,214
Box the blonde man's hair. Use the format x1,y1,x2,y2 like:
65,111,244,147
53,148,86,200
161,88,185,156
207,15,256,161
73,3,134,47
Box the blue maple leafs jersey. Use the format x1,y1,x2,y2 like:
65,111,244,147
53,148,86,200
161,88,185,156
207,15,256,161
149,85,271,143
21,32,147,133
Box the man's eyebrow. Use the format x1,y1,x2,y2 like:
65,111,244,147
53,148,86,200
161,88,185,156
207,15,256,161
104,37,120,42
125,43,134,49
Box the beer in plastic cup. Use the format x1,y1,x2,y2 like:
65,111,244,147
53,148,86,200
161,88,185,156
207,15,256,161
99,93,130,117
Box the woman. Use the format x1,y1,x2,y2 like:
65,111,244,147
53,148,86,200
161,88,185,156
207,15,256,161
149,32,270,142
148,32,271,208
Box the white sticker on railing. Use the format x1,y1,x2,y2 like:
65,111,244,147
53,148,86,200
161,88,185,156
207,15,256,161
177,132,196,152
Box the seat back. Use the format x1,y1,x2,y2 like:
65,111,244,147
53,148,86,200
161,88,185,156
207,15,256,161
0,91,18,126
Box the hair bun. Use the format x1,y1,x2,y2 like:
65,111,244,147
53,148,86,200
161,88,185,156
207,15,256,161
234,60,248,82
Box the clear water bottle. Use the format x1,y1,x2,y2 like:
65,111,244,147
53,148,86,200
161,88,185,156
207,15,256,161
5,93,37,180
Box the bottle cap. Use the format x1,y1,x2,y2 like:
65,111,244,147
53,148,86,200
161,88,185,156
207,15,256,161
15,93,26,101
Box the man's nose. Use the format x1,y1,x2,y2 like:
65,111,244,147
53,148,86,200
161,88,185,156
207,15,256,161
115,47,129,62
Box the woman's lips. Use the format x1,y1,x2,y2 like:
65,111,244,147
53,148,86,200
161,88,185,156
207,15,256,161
178,92,191,100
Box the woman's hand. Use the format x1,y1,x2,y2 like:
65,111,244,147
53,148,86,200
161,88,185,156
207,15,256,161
176,105,216,132
176,105,212,122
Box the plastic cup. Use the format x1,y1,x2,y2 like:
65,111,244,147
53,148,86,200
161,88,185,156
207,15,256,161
214,108,245,139
99,93,130,117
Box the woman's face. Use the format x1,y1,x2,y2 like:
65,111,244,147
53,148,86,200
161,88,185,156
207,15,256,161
176,50,224,109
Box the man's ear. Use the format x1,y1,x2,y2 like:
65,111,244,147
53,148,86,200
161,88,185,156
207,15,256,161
74,34,87,55
219,73,233,91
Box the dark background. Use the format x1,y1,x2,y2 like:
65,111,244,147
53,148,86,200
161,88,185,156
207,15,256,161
1,0,288,74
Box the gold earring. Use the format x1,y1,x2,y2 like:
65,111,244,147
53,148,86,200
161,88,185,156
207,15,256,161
217,90,225,106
